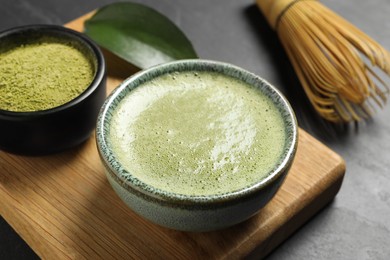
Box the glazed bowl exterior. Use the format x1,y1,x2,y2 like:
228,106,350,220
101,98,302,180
96,59,298,231
0,25,106,155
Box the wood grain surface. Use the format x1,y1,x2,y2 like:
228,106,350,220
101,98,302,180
0,13,346,259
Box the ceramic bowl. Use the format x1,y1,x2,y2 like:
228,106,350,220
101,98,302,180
0,25,106,155
96,59,298,231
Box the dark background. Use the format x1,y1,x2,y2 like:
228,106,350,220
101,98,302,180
1,0,390,259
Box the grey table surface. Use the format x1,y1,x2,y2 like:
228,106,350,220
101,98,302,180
1,0,389,259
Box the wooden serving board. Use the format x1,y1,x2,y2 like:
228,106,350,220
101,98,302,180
0,13,345,259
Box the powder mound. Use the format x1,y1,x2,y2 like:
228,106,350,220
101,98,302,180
0,37,95,112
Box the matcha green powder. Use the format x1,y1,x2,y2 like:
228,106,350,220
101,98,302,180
0,38,95,112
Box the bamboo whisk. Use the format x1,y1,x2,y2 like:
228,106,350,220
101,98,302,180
256,0,390,123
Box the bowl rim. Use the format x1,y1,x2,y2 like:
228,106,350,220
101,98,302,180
96,59,298,205
0,24,106,117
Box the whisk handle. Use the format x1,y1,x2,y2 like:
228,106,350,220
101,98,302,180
256,0,315,29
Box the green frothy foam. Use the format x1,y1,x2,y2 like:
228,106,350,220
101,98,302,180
110,71,286,196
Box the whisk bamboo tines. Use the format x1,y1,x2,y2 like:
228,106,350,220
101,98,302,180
256,0,390,123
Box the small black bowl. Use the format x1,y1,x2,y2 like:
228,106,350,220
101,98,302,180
0,25,106,155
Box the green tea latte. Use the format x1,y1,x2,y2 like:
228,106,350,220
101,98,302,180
109,71,286,196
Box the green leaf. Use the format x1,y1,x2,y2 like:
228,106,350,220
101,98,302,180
84,2,198,69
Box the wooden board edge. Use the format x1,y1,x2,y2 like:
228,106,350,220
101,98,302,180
64,11,95,31
248,160,346,259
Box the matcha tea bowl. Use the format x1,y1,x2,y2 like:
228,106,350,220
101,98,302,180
0,25,106,155
96,59,298,231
